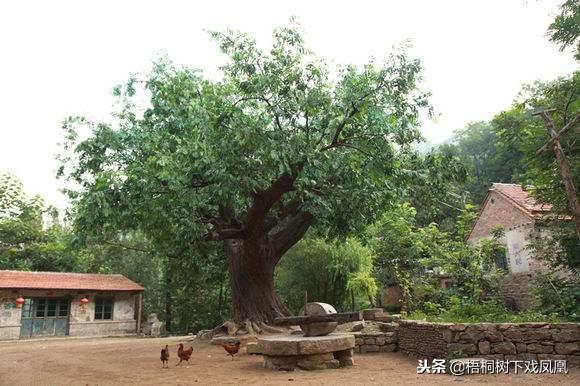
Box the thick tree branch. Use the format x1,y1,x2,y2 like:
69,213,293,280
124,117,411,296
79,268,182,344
268,211,314,264
537,114,579,154
244,162,305,238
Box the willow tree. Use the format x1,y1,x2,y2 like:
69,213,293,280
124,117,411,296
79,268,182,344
59,24,430,326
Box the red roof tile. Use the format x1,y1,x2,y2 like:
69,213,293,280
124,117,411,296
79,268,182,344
0,270,144,291
490,183,552,215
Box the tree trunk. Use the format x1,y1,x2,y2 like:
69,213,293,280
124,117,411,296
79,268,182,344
163,257,173,332
225,239,290,322
210,168,313,324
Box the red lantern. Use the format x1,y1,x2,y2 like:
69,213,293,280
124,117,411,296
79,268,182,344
15,297,25,307
80,297,89,305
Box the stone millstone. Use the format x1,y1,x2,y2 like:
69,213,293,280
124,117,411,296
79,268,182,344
299,302,338,336
258,333,355,356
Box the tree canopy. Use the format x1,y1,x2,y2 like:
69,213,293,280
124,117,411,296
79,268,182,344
548,0,580,60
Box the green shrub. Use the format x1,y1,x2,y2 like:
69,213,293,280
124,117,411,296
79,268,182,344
532,272,579,321
403,296,563,323
275,235,377,313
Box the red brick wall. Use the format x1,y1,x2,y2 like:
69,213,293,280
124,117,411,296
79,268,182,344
468,191,532,242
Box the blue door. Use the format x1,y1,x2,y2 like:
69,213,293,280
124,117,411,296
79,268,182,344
20,298,70,338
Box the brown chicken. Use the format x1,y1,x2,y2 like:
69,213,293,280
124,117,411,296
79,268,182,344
221,340,241,359
177,343,193,366
160,345,169,368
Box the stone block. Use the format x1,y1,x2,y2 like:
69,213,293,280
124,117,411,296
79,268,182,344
258,334,355,356
350,322,364,332
374,315,401,322
457,330,484,344
246,342,261,355
520,323,547,328
448,343,477,356
527,343,554,354
449,324,467,332
362,308,384,320
383,332,397,344
296,353,335,370
478,341,491,355
381,344,397,352
524,328,551,342
551,329,578,343
491,342,516,355
566,355,580,368
482,327,503,342
333,348,354,367
441,329,453,343
555,343,579,355
502,327,524,342
377,322,398,332
361,344,380,353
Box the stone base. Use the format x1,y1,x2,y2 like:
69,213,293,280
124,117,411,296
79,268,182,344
258,334,355,371
264,349,354,371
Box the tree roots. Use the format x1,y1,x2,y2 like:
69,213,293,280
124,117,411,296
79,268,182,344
212,320,290,337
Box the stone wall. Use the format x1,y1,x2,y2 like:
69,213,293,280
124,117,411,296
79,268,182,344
397,320,580,367
353,331,397,353
499,273,534,311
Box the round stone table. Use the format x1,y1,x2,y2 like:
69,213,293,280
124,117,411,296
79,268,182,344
257,333,355,370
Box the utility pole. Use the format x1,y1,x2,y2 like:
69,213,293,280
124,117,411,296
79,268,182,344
532,109,580,238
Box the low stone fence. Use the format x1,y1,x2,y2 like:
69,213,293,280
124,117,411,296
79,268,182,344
396,320,579,367
353,331,397,353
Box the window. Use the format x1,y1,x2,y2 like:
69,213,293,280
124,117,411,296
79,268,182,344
58,299,69,317
47,299,57,317
35,299,46,317
95,298,113,320
495,252,509,272
20,298,69,319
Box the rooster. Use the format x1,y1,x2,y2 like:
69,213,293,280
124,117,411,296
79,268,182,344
177,343,193,366
221,339,241,359
160,345,169,368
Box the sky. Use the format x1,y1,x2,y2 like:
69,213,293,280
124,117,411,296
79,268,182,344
0,0,577,212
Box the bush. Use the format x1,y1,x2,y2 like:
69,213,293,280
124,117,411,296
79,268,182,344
532,272,579,321
403,296,563,323
275,235,377,313
368,203,505,311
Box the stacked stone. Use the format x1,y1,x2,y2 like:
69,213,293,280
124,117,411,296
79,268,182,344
397,320,450,358
397,320,580,367
353,322,398,353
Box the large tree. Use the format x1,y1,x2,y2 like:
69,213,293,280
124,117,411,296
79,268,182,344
59,24,430,325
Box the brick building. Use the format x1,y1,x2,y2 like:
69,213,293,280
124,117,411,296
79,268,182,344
467,183,551,310
0,270,143,340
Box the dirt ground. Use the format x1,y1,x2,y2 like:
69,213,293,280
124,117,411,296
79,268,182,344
0,336,578,385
